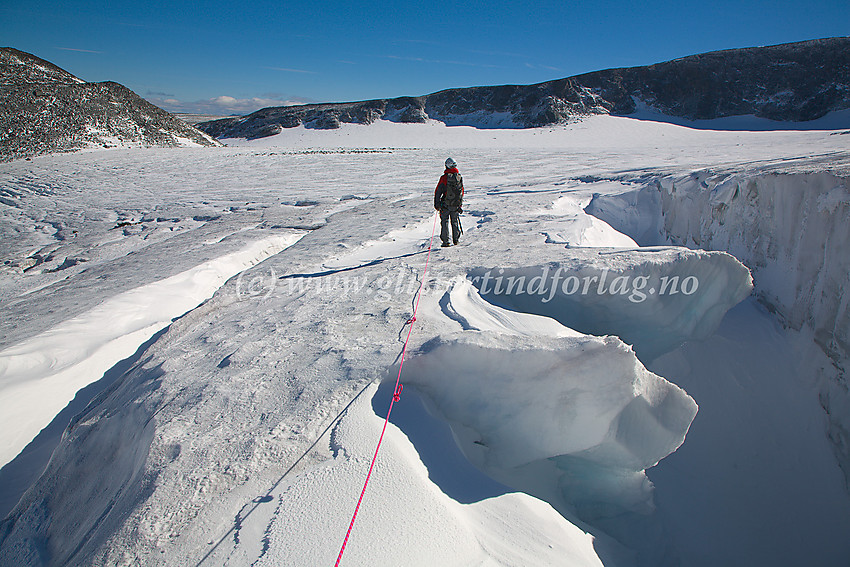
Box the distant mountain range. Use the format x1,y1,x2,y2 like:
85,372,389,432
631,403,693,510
0,48,221,161
198,37,850,139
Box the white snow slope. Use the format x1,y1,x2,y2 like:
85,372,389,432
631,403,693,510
0,116,849,567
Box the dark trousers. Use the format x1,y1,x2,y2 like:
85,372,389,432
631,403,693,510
440,209,462,244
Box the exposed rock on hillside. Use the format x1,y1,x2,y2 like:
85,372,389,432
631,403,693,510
198,37,850,139
577,37,850,121
0,47,222,161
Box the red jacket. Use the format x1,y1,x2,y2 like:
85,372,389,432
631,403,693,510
434,167,464,210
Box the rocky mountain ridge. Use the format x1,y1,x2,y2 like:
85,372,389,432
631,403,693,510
198,37,850,139
0,47,221,161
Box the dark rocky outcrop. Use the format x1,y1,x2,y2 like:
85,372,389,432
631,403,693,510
577,37,850,121
0,48,221,161
198,80,610,139
198,37,850,139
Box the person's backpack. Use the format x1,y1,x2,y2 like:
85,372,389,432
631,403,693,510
445,172,463,209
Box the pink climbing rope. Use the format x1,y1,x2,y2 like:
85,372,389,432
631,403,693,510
334,211,439,566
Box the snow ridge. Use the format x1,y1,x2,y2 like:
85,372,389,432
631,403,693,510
0,232,304,469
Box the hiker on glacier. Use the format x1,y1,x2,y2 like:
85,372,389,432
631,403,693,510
434,157,464,247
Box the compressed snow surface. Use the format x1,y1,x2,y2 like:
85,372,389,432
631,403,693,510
1,116,849,567
252,383,605,567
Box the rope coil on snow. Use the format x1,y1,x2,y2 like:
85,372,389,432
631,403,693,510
334,210,439,566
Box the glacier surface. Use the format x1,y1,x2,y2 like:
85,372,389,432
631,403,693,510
1,116,849,566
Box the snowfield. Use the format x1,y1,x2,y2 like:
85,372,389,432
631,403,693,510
1,116,850,566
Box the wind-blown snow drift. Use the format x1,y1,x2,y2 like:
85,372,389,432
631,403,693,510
403,330,698,509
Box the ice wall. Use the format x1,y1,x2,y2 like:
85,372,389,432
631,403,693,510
587,170,850,486
468,249,753,362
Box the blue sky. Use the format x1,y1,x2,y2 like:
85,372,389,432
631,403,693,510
4,0,849,115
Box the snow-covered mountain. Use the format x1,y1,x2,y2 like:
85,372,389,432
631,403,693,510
0,48,222,161
198,37,850,139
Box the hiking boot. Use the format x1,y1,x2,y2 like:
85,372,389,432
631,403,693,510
453,239,459,245
441,241,451,247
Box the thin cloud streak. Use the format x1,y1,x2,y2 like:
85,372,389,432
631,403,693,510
525,62,564,73
147,94,312,115
384,55,501,69
393,38,443,47
264,66,318,74
56,47,103,54
466,47,527,58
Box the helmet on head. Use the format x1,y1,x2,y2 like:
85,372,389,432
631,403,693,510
445,157,457,169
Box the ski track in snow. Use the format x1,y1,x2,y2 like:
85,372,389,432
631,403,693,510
1,115,849,567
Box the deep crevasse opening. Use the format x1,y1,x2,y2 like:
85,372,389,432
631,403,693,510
391,259,751,564
468,249,752,363
585,170,850,485
581,170,850,565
